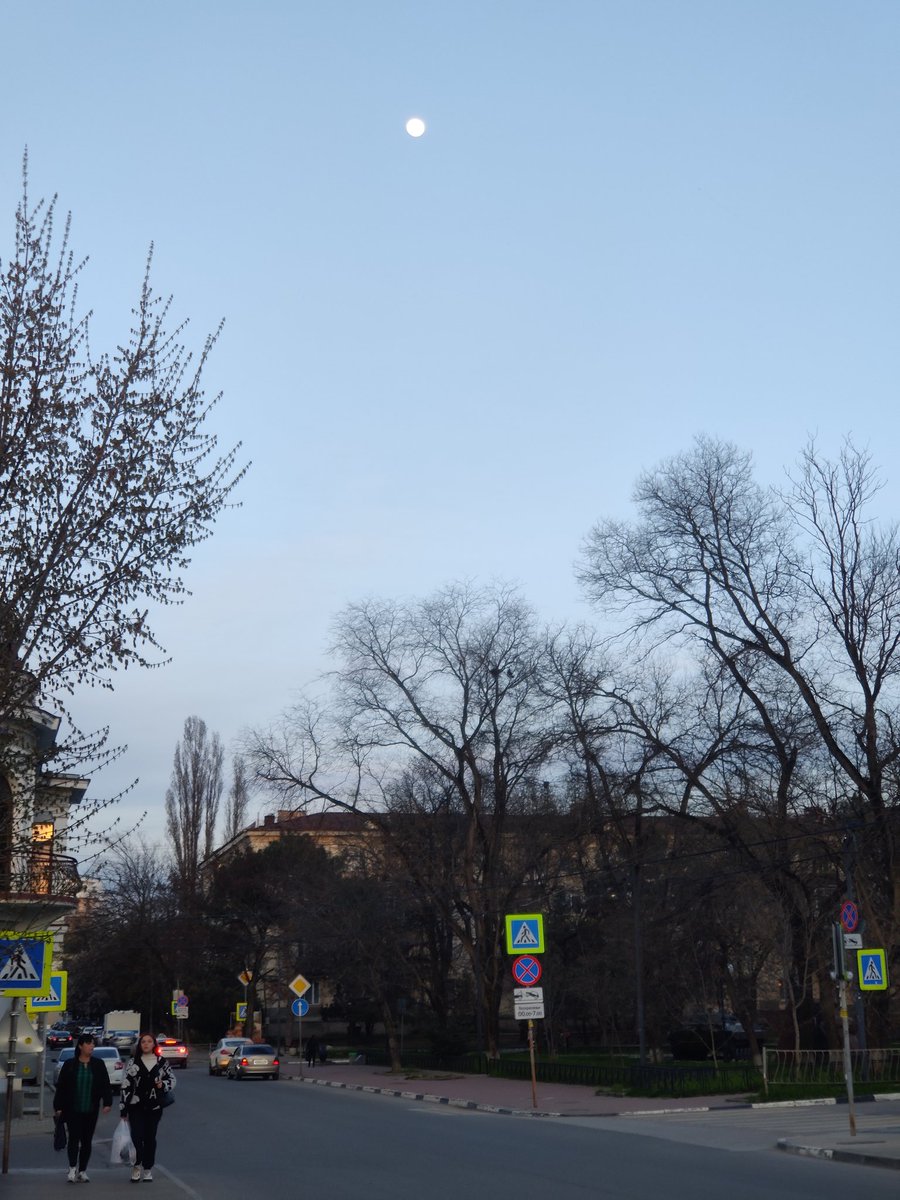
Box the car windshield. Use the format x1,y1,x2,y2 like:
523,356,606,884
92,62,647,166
57,1049,74,1061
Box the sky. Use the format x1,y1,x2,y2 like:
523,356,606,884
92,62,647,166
3,1,900,850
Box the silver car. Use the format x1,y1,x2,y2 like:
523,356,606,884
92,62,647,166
226,1043,279,1080
209,1037,252,1076
53,1046,126,1091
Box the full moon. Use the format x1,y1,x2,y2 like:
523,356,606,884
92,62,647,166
405,117,426,138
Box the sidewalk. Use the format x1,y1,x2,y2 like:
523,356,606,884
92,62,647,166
1,1112,188,1196
281,1057,900,1169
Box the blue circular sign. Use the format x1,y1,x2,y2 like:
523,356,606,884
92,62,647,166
840,899,859,933
291,998,309,1017
511,955,542,986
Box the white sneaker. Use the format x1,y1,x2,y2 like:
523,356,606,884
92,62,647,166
131,1165,142,1182
67,1166,78,1183
142,1170,153,1181
77,1171,90,1182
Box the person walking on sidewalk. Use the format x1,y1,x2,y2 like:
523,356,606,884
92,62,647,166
53,1033,113,1183
120,1032,175,1183
305,1035,319,1067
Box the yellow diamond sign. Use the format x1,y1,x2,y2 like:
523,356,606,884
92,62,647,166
289,973,311,999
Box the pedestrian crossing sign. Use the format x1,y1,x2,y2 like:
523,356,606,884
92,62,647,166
857,948,888,991
505,914,545,955
0,931,52,996
26,970,68,1014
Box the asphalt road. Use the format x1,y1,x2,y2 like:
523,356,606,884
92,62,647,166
151,1070,900,1198
14,1064,900,1199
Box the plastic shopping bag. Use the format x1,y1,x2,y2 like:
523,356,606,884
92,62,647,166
110,1118,136,1166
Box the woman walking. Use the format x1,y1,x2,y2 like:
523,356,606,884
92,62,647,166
120,1033,175,1182
53,1033,113,1183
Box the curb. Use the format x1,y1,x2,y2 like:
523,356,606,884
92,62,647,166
291,1075,560,1117
777,1139,900,1171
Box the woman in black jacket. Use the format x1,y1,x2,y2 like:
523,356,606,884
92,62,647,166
120,1033,175,1183
53,1034,113,1183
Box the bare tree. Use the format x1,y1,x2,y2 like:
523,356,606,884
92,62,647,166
223,753,252,842
579,436,900,1038
247,582,565,1057
165,716,224,899
0,159,247,753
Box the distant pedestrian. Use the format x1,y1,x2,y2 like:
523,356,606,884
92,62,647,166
120,1032,175,1183
53,1033,112,1183
305,1035,319,1067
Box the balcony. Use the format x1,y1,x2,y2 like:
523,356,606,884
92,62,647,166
0,845,80,928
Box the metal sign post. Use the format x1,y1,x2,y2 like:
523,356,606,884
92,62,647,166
832,922,856,1137
527,1019,537,1110
2,997,19,1174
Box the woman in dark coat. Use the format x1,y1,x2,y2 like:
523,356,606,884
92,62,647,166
120,1032,175,1182
53,1033,113,1183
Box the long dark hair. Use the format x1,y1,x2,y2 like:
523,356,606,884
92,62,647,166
131,1032,159,1062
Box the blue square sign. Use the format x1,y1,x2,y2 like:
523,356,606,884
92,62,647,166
0,931,52,995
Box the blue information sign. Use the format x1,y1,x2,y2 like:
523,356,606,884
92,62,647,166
291,998,309,1017
0,931,52,995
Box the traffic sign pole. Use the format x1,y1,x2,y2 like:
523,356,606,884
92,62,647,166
527,1019,537,1110
832,921,857,1138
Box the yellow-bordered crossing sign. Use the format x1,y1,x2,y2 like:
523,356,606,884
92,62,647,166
857,948,888,991
505,914,545,955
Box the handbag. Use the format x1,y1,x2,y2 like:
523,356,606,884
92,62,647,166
160,1089,175,1107
53,1116,67,1152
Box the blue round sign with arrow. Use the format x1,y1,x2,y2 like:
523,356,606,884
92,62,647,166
291,998,309,1017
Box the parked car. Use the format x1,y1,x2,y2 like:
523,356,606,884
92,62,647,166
668,1014,770,1062
104,1030,138,1053
156,1036,189,1068
46,1028,74,1051
209,1037,252,1076
53,1046,126,1091
226,1044,279,1081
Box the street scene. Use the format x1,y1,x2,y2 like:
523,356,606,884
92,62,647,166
1,5,899,1197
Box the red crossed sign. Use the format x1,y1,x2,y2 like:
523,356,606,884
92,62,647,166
840,899,859,933
511,955,542,986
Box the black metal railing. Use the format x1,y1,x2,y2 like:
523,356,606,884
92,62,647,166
0,845,80,901
348,1048,760,1095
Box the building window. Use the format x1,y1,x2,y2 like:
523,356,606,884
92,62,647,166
30,822,54,893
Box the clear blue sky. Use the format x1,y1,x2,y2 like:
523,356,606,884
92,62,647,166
3,1,899,846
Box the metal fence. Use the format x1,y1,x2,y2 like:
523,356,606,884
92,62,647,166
357,1049,759,1094
762,1048,900,1094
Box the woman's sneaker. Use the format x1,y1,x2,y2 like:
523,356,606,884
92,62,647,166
131,1165,142,1182
67,1166,78,1183
77,1171,90,1181
142,1170,153,1181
